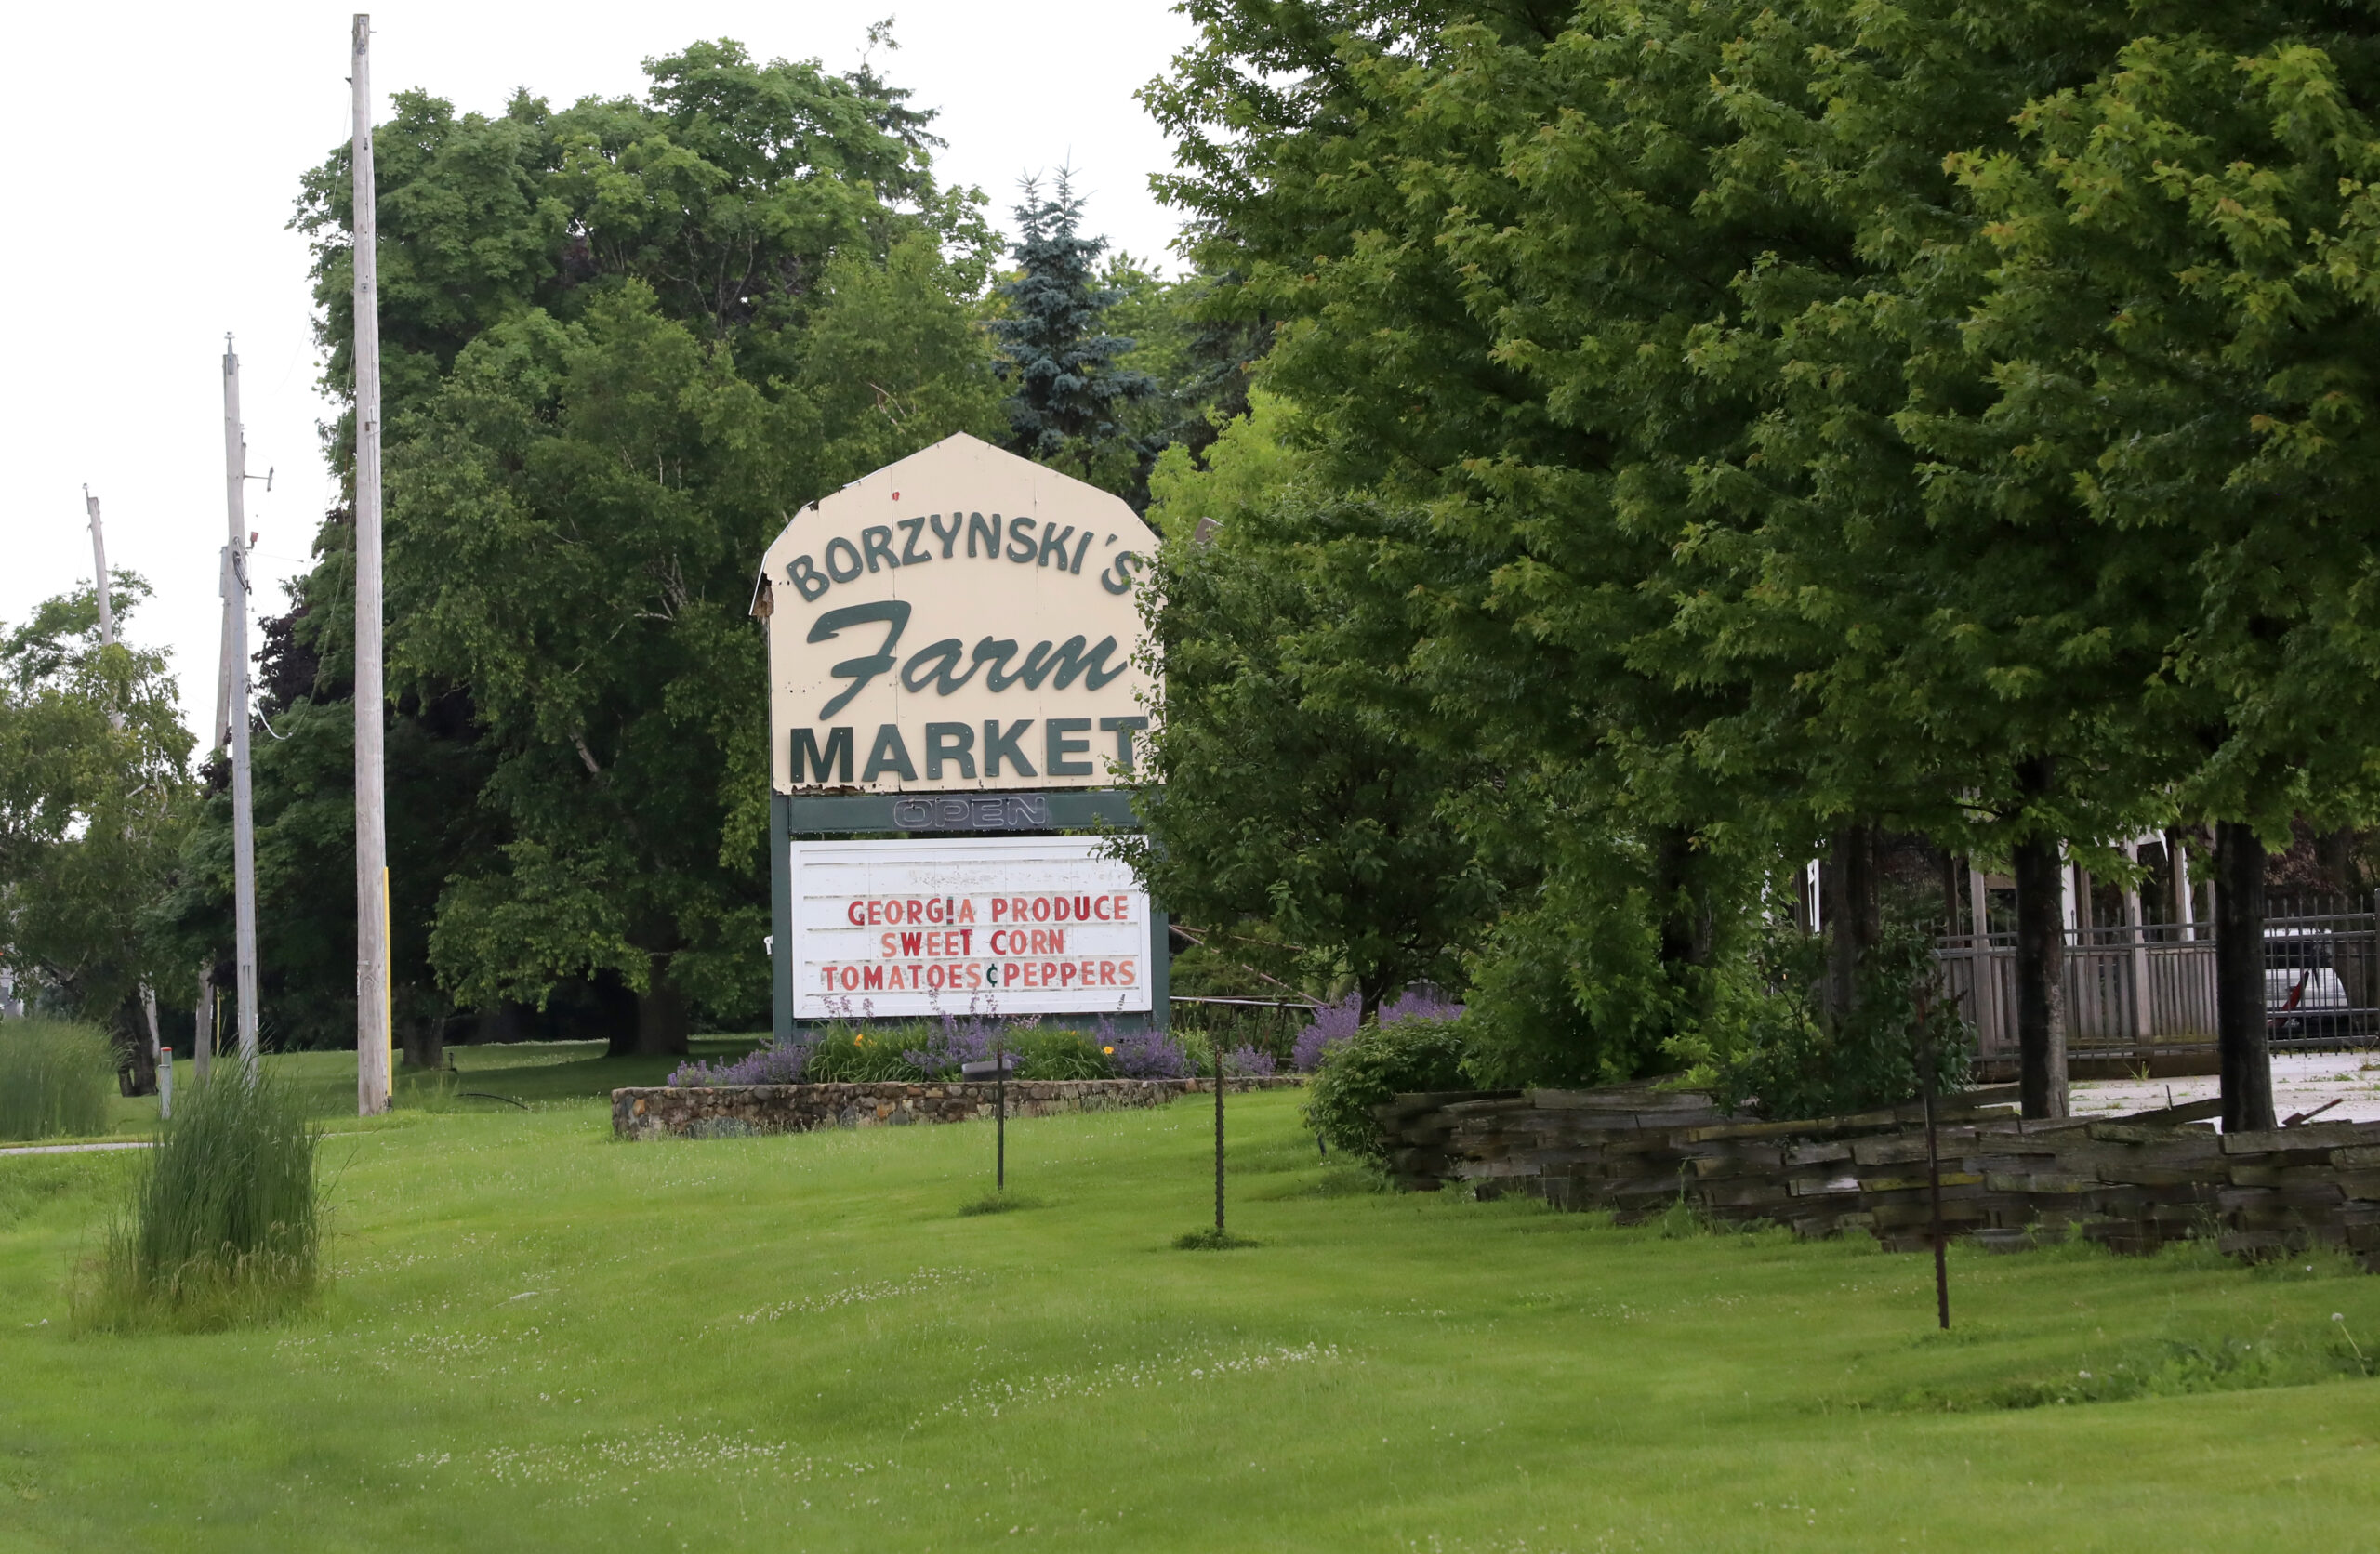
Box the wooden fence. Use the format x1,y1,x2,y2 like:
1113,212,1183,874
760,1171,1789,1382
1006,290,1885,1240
1937,907,2380,1062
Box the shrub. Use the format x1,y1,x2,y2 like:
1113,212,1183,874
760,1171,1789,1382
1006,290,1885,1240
800,1025,924,1083
1224,1044,1276,1077
0,1019,116,1141
1012,1024,1113,1080
1303,1017,1473,1161
1691,915,1972,1120
81,1067,323,1330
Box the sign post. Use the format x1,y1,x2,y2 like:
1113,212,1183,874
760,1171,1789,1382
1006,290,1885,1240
757,434,1166,1038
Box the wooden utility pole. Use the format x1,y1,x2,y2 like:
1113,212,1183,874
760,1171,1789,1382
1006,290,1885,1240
86,489,158,1094
83,489,117,656
222,341,260,1066
352,13,392,1114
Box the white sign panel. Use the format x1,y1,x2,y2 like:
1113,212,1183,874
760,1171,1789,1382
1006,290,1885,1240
760,432,1159,794
790,836,1151,1020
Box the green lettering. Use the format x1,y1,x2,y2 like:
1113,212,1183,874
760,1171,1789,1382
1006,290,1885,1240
1099,716,1149,774
983,719,1037,778
924,722,977,780
1006,515,1038,563
1044,718,1093,777
790,725,854,784
863,724,919,783
787,554,829,602
976,637,1025,691
1016,635,1126,691
862,525,901,573
1100,550,1144,595
901,639,981,695
808,600,911,719
968,512,1001,558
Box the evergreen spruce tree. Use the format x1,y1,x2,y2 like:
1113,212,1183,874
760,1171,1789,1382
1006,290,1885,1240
991,173,1156,483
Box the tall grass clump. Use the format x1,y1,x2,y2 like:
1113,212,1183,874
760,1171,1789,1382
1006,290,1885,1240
80,1067,324,1330
0,1018,116,1141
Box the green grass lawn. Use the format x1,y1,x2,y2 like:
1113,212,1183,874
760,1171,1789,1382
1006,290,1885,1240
6,1055,2380,1552
75,1038,769,1138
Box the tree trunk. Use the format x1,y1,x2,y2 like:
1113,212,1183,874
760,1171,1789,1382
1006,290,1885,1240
631,954,691,1057
2010,754,2068,1120
1822,823,1879,1028
116,998,158,1097
194,963,215,1083
2214,821,2277,1133
2012,834,2068,1119
400,999,445,1071
1654,824,1715,1034
2314,824,2363,896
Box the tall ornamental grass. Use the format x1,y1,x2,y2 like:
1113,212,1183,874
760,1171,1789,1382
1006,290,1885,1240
0,1019,116,1141
80,1067,324,1330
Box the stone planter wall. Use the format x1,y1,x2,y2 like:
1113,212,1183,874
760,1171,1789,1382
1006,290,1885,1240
1376,1082,2380,1270
612,1075,1302,1140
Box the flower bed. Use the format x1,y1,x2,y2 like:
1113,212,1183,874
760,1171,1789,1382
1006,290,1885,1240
612,1076,1304,1140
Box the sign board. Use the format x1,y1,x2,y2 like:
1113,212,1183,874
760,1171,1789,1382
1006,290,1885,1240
759,432,1159,794
789,836,1152,1021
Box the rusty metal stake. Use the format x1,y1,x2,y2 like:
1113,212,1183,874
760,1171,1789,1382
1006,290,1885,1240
1214,1045,1227,1236
1917,994,1950,1330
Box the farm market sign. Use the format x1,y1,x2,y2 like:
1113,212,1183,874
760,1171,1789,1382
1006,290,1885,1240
760,432,1157,794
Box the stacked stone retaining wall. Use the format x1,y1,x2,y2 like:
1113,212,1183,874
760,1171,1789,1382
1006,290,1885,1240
613,1076,1302,1139
1376,1082,2380,1269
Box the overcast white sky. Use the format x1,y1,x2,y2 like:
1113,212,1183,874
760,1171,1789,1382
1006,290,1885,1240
0,1,1196,738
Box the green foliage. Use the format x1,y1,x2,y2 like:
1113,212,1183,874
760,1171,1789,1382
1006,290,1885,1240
1008,1025,1114,1082
0,1020,115,1141
82,1068,324,1330
799,1025,924,1083
296,40,993,425
1144,388,1302,541
1113,511,1501,1019
1683,911,1973,1122
184,36,1009,1053
0,584,193,1029
1302,1016,1472,1162
990,171,1157,485
1137,0,2380,1098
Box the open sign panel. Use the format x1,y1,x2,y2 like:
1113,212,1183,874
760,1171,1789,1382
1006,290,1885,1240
790,836,1151,1020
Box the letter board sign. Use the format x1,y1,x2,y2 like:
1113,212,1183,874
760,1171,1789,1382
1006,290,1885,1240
790,836,1152,1020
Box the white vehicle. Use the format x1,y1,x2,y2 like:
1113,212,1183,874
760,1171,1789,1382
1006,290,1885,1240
2266,927,2350,1040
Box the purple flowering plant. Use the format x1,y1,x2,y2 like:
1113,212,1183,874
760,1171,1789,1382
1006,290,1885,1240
1223,1044,1276,1077
667,1039,813,1087
1101,1017,1189,1078
1290,989,1465,1073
